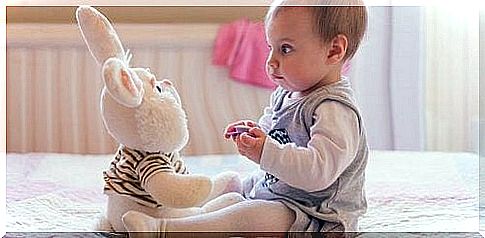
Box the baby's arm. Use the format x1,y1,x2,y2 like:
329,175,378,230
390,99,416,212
260,101,360,192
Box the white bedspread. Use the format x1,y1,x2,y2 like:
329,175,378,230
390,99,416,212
6,150,479,232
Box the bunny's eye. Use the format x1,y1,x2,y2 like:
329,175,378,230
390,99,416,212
155,85,162,93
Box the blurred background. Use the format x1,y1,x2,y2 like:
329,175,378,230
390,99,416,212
6,5,481,156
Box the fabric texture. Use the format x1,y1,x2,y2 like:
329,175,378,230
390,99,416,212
259,100,359,192
103,146,187,208
6,151,478,232
245,77,368,232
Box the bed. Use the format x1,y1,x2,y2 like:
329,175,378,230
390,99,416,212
6,150,479,233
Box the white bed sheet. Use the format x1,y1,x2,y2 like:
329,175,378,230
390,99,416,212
6,150,479,232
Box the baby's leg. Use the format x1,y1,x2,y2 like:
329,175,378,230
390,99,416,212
167,200,295,232
201,192,245,213
120,192,245,233
163,192,244,218
123,199,295,233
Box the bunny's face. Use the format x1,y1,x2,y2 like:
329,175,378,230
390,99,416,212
132,68,182,107
101,67,189,153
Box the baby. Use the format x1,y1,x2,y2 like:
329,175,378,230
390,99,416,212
123,0,369,233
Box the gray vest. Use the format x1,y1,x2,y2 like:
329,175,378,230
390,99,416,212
250,78,368,231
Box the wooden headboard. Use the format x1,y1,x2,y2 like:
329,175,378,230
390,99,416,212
7,6,267,24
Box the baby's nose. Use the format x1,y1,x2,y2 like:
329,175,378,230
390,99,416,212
267,59,279,69
161,79,173,86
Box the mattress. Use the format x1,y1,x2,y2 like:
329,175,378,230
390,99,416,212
5,150,479,232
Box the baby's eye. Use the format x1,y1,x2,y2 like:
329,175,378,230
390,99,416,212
281,44,293,54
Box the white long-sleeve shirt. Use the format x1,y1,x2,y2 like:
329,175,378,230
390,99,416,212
259,100,360,192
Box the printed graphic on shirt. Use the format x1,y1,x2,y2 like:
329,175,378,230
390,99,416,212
264,128,292,186
268,128,292,145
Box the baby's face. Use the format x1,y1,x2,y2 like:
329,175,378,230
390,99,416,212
265,7,333,96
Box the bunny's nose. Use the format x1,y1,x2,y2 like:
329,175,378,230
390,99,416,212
161,79,173,86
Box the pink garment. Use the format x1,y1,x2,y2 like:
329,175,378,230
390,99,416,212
212,18,351,89
213,18,275,89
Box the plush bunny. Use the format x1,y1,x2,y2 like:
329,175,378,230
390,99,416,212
76,6,243,232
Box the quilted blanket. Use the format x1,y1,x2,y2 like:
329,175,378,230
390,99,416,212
6,151,479,232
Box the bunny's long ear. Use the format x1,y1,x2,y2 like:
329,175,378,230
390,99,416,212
76,6,126,65
103,58,144,108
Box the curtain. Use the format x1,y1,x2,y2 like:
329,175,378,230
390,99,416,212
425,6,479,153
349,6,479,152
480,10,485,156
349,6,426,151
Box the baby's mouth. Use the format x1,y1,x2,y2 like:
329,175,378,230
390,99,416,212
271,74,285,80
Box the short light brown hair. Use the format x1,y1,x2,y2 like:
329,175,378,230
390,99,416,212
265,0,368,61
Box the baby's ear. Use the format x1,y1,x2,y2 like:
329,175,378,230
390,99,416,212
326,34,348,65
102,58,144,108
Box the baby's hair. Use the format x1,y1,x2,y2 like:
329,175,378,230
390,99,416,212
265,0,368,61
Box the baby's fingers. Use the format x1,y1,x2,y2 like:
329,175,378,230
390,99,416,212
244,120,258,128
248,127,265,138
240,133,257,147
224,121,245,139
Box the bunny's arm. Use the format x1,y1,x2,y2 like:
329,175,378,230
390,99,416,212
135,153,212,208
144,172,212,208
203,172,243,203
140,154,242,208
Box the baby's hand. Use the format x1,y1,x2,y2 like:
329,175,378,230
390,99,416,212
226,125,251,138
236,127,266,164
224,120,259,140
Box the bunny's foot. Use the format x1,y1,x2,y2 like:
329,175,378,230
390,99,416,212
122,210,167,237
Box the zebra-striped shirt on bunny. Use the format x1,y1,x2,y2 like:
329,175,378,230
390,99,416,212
103,145,188,208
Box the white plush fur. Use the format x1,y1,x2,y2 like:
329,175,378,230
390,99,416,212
135,73,189,153
76,6,243,232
